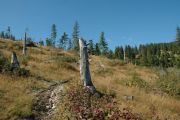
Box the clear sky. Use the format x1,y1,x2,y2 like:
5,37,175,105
0,0,180,49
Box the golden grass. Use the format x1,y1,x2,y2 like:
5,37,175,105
0,38,180,119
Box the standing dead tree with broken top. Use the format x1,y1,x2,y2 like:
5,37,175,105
79,38,101,97
23,32,27,55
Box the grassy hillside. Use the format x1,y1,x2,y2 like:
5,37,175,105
0,38,180,120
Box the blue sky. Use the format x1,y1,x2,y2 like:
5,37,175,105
0,0,179,49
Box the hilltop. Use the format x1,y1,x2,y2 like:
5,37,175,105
0,38,180,120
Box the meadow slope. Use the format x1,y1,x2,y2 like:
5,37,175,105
0,38,180,120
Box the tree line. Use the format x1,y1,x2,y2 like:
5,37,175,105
1,23,179,68
0,26,16,40
113,27,180,68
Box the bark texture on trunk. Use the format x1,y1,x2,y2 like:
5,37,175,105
79,39,100,96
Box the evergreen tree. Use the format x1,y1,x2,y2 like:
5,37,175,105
51,24,57,47
0,31,5,38
106,50,114,59
68,39,72,50
88,40,95,55
46,38,52,46
98,32,108,55
176,27,180,45
114,46,124,60
7,26,11,39
95,43,100,55
39,40,44,46
59,32,68,50
72,21,80,51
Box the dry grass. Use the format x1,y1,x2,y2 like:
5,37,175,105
0,38,180,119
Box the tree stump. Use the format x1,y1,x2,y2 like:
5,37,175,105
11,52,20,69
23,32,27,55
79,39,100,97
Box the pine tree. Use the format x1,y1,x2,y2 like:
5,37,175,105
59,32,68,50
98,32,108,55
0,31,5,38
51,24,57,47
88,40,95,55
7,26,11,39
39,39,44,46
114,46,124,60
72,21,80,51
68,39,72,50
176,27,180,45
46,38,52,46
95,43,100,55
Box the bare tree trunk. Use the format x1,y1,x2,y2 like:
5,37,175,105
23,32,27,55
79,39,100,96
123,47,126,61
11,52,20,69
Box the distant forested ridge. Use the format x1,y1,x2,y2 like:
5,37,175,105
113,41,180,68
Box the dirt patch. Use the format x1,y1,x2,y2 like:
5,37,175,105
29,80,68,120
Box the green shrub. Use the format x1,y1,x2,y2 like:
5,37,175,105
125,74,150,89
53,56,78,63
0,53,30,76
16,68,30,77
108,60,126,67
0,53,11,72
156,69,180,96
94,68,113,77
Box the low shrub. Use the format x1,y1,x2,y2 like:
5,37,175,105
108,60,127,67
94,68,113,77
124,74,150,89
0,53,30,76
156,69,180,96
60,85,142,120
53,55,78,63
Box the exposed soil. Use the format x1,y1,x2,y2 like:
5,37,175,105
27,80,68,120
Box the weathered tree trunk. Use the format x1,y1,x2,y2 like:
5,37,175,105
11,52,20,69
79,39,100,97
123,47,126,61
23,32,27,55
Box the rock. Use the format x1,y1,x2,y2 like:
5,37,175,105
123,95,134,101
93,92,101,98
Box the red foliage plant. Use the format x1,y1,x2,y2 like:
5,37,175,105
64,85,142,120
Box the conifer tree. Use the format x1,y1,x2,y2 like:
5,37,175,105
72,21,80,51
176,27,180,45
46,38,52,46
59,32,68,50
51,24,57,47
88,40,95,55
98,32,108,55
95,43,100,55
68,39,72,50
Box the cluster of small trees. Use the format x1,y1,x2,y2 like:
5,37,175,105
0,26,16,40
40,21,109,56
